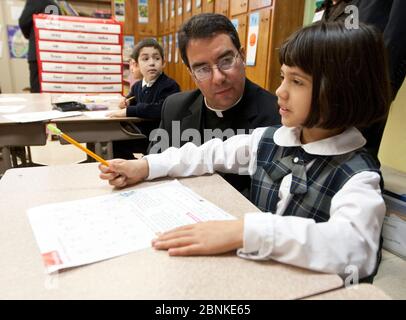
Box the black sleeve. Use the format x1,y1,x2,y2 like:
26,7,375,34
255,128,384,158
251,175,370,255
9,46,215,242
126,81,180,119
18,0,57,39
19,0,35,39
19,0,52,39
126,81,140,101
146,98,171,154
384,0,406,97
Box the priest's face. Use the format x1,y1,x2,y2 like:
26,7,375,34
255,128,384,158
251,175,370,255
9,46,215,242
186,33,246,110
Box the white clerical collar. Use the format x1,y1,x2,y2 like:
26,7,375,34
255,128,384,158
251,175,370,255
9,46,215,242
142,73,161,88
204,95,243,118
273,126,366,155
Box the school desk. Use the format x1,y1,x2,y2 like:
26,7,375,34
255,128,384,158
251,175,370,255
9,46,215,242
0,163,343,299
0,94,50,170
305,284,391,300
0,93,145,173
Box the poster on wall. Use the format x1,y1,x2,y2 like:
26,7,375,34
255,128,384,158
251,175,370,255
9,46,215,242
171,0,175,18
186,0,192,13
196,0,202,8
123,36,135,61
160,0,164,23
175,33,179,63
114,0,125,22
7,25,28,59
168,34,173,63
165,0,169,21
246,13,259,67
231,18,238,31
138,0,149,24
178,0,183,16
163,36,167,61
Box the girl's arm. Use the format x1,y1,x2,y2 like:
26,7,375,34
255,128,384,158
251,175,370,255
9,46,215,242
99,127,267,188
145,127,267,180
238,171,385,279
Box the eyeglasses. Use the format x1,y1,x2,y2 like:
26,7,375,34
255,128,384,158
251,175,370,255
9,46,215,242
191,52,241,81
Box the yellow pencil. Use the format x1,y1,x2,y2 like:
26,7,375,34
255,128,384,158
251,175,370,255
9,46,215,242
47,124,109,167
126,96,135,103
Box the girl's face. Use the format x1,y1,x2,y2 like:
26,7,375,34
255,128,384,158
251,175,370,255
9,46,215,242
276,64,313,128
129,59,142,80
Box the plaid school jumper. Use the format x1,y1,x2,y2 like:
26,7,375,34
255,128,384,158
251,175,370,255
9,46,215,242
250,126,383,281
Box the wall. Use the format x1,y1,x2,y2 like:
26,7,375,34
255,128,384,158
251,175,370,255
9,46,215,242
379,80,406,172
303,0,316,25
136,0,305,93
68,0,111,16
0,2,13,92
0,0,30,93
302,0,406,173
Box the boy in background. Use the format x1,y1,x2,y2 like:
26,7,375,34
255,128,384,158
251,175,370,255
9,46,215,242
110,38,180,159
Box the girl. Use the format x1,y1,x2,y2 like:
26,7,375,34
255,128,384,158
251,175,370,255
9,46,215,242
99,22,391,280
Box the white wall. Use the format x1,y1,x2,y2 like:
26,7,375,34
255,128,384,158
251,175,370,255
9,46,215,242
0,0,30,93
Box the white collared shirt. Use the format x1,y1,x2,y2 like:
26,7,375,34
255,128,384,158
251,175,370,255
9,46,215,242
142,74,161,88
145,126,384,278
204,95,243,118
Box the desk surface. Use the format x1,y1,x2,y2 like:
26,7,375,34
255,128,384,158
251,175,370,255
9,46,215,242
0,164,343,299
305,284,391,300
0,93,133,123
0,94,145,172
0,93,52,117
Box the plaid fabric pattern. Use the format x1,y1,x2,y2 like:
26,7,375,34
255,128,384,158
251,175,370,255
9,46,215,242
268,147,320,195
250,127,382,223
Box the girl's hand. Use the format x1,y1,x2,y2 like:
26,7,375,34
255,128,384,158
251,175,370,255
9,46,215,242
152,220,244,256
99,159,149,188
107,109,127,118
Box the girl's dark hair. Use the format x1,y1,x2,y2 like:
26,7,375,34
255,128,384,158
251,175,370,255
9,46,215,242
178,13,241,68
279,22,391,129
131,38,164,62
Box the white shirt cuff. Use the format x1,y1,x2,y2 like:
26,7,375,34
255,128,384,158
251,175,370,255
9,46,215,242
237,213,275,260
144,153,172,180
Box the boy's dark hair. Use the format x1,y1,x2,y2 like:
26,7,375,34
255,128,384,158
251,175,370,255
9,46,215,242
178,13,241,68
320,0,351,10
131,38,164,62
279,22,391,130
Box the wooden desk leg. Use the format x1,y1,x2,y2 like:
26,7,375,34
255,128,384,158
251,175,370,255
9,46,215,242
106,142,113,160
1,146,12,170
95,142,102,161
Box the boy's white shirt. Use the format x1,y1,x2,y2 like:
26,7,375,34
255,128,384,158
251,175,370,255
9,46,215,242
145,126,385,279
142,72,162,88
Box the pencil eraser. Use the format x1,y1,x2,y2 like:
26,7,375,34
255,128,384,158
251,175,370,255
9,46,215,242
47,124,62,135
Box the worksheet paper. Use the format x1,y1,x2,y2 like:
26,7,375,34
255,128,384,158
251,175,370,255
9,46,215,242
83,110,110,119
0,97,27,103
0,105,26,113
3,110,82,123
53,94,122,104
27,180,235,273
